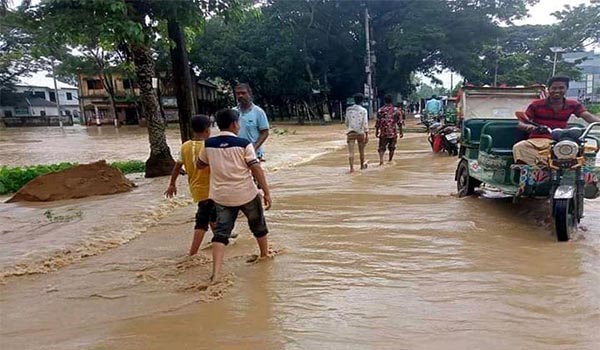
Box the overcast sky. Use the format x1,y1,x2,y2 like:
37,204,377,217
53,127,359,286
514,0,590,25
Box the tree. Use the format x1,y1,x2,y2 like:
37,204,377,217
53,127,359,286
32,0,244,177
191,0,365,120
457,1,599,86
0,3,45,89
192,0,540,109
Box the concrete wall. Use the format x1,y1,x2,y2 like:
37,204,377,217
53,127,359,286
30,106,59,116
2,116,74,127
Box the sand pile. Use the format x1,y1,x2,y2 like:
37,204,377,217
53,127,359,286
6,160,135,203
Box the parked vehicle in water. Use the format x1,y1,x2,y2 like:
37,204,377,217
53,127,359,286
444,97,458,125
455,86,600,241
428,122,460,156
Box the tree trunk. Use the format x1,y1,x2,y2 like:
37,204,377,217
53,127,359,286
167,19,195,143
100,73,119,127
156,78,167,123
131,44,175,178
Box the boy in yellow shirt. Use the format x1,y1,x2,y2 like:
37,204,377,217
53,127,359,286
164,115,213,255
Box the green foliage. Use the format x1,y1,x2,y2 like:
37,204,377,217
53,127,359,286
0,6,46,88
191,0,540,105
110,160,146,174
0,163,74,195
0,161,145,195
587,104,600,114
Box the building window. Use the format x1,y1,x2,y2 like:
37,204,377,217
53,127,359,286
15,107,28,115
87,79,103,90
49,91,56,102
123,79,137,89
4,110,13,117
40,110,46,117
66,92,73,100
27,91,46,99
587,74,594,94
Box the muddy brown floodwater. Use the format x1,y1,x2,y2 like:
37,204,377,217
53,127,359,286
0,121,599,350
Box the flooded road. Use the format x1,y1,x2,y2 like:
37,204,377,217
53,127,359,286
1,122,599,349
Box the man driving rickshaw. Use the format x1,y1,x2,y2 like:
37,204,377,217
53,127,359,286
513,76,600,165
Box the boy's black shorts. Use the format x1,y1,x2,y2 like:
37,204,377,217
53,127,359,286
212,195,268,245
195,199,216,231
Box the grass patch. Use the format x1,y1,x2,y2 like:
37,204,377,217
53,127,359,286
0,160,145,195
110,160,146,174
587,104,600,114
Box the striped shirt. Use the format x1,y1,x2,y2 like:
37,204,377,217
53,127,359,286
526,98,586,139
198,131,259,207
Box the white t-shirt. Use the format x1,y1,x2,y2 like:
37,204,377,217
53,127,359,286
345,104,368,135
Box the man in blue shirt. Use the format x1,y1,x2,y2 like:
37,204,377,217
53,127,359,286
425,95,443,116
234,83,270,160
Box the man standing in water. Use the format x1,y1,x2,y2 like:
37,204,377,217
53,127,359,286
345,93,369,173
197,109,272,281
234,83,270,161
376,94,404,165
513,76,600,165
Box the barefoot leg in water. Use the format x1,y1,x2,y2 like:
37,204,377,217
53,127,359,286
211,242,225,281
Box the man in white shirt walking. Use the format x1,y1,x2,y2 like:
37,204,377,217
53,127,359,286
345,93,369,173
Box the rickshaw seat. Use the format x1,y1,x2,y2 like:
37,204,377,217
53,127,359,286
479,122,525,157
463,120,487,146
463,119,515,147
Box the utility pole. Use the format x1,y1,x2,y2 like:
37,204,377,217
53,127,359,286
364,6,373,119
550,47,566,76
493,38,499,87
51,60,64,128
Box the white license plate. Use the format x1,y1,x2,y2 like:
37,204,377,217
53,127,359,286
446,133,459,140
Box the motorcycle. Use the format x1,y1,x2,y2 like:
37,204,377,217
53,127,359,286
516,113,600,240
420,111,442,131
428,122,461,156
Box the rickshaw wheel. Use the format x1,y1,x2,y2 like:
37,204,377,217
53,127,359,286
554,198,576,242
457,160,480,197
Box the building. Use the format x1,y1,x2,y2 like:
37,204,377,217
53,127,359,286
12,71,81,119
563,51,600,103
77,72,219,125
78,72,143,125
196,79,219,115
0,90,74,127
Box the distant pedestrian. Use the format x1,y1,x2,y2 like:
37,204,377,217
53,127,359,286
345,93,369,173
376,94,403,165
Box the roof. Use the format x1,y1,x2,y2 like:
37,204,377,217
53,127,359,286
197,79,217,88
16,71,78,90
462,85,545,92
28,97,57,107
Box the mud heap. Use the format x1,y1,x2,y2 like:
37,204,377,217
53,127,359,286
7,160,135,203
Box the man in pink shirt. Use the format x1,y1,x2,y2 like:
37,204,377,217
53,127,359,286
197,109,272,281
